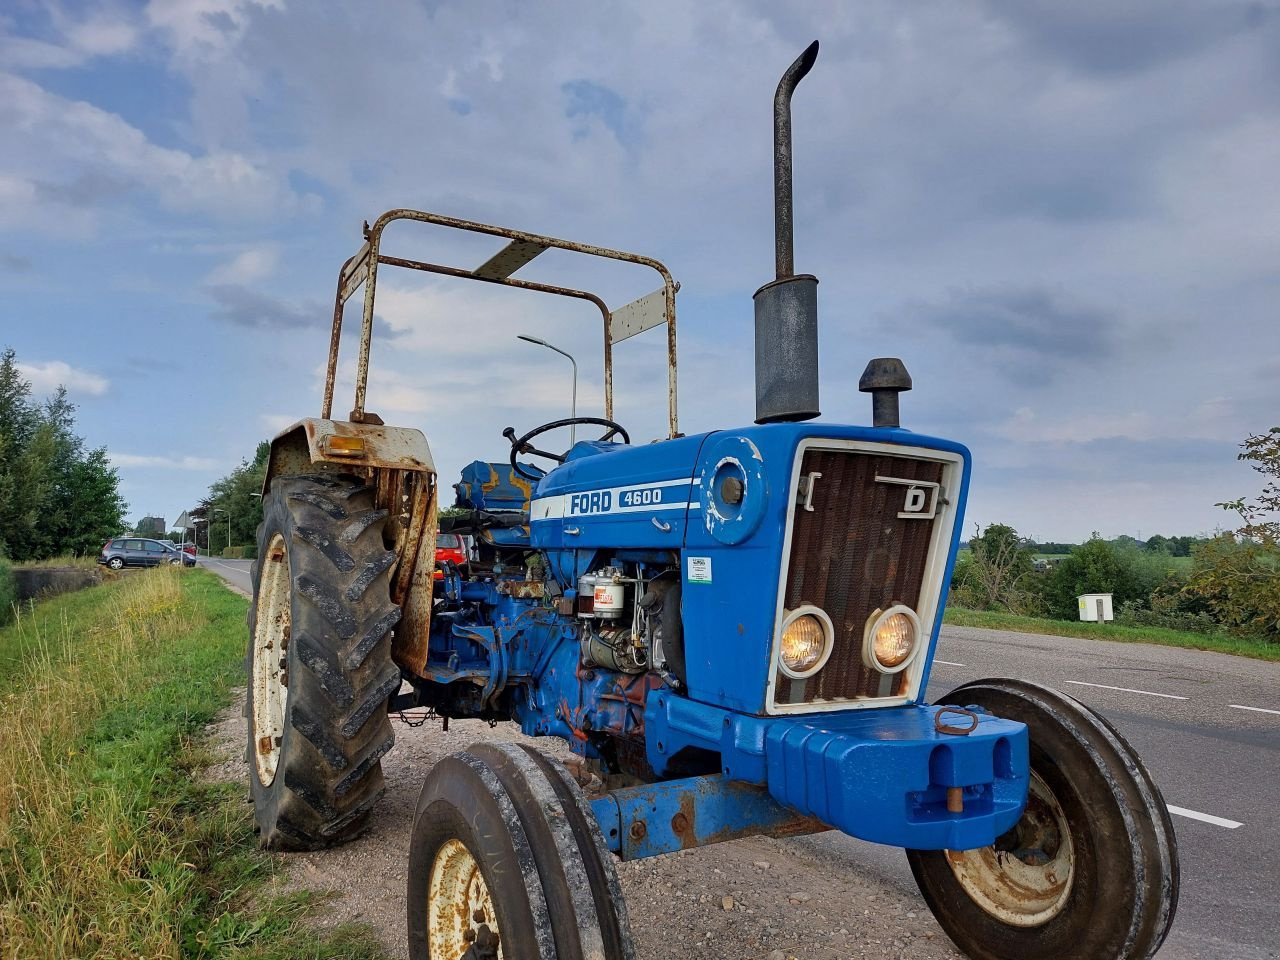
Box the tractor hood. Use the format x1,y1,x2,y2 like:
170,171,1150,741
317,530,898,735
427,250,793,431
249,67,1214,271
528,434,710,573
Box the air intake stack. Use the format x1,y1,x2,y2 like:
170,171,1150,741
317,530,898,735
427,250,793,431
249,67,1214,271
754,41,821,425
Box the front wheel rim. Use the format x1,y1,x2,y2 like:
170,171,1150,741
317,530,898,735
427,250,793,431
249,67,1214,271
944,770,1075,927
428,838,501,958
251,533,291,786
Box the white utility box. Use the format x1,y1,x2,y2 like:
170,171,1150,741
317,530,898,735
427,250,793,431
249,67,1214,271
1078,593,1115,622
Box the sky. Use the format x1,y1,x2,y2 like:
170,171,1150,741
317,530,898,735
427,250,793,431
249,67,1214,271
2,0,1278,542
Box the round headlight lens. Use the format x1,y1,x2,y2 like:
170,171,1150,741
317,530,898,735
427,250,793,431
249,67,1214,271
863,605,922,674
778,606,834,679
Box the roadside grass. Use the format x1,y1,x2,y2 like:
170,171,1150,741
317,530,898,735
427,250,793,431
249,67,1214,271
0,566,388,960
944,606,1280,662
11,554,102,570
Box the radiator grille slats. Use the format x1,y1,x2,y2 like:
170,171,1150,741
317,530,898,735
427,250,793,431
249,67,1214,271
774,449,942,706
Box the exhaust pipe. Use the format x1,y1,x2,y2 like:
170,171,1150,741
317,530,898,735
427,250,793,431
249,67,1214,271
755,40,821,425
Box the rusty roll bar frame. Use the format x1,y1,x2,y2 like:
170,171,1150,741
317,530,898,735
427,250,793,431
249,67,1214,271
322,209,680,438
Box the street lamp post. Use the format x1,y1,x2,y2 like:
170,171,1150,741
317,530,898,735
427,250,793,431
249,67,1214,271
517,335,578,447
213,508,231,551
192,517,207,556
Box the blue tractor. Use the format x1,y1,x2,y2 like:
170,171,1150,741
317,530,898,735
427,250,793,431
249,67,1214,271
247,41,1178,960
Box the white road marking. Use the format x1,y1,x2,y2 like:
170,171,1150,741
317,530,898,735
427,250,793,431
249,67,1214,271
1166,805,1243,829
933,660,966,667
1064,680,1187,701
1229,704,1280,716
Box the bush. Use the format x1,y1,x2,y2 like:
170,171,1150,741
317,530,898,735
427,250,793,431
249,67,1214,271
221,546,244,559
1185,535,1280,640
241,544,256,560
0,555,15,625
1115,599,1220,635
1039,536,1182,620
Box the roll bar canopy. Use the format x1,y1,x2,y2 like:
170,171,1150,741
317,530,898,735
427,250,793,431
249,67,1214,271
323,209,680,438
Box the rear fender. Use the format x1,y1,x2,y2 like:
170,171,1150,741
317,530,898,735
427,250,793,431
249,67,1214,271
264,418,438,676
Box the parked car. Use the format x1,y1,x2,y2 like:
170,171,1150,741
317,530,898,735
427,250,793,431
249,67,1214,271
99,537,195,569
434,532,467,579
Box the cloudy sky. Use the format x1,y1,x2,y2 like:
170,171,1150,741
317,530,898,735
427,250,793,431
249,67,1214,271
3,0,1277,542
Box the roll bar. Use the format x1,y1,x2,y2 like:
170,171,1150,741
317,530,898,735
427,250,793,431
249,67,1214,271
322,209,680,438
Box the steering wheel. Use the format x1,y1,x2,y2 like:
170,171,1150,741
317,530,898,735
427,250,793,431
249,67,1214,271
504,417,631,481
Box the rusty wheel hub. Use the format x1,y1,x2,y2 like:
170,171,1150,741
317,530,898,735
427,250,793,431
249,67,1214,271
944,770,1075,927
251,533,291,786
428,838,501,959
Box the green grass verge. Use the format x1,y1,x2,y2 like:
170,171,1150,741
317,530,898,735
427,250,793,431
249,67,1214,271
943,606,1280,662
11,554,102,569
0,567,388,959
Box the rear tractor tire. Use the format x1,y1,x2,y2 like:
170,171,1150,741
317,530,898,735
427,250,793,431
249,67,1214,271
246,473,403,850
907,678,1179,960
408,743,636,960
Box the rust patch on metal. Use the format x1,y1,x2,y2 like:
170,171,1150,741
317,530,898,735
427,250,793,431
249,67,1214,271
947,787,965,813
935,706,980,736
672,794,695,849
257,735,273,755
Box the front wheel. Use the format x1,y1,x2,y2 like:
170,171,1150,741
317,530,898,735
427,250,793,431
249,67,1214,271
907,679,1178,960
408,743,635,960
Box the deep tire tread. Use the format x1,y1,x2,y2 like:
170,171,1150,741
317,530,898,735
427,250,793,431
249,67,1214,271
247,473,400,850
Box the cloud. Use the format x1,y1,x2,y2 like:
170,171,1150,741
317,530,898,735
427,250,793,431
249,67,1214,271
146,0,284,61
207,283,399,340
206,245,279,284
0,252,31,272
905,286,1117,386
260,412,298,434
108,452,219,470
17,360,110,396
983,0,1271,76
0,5,140,70
0,72,307,232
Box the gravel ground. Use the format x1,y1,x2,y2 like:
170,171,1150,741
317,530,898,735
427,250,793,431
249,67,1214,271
205,694,965,960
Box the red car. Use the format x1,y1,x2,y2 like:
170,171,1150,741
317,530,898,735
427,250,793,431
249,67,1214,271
434,532,467,578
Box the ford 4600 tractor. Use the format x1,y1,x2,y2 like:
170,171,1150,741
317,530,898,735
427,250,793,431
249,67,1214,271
247,42,1178,960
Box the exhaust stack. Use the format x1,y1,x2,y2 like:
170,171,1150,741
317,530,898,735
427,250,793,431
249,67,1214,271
754,40,821,425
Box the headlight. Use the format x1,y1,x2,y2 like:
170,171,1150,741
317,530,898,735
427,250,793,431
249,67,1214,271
778,605,834,679
862,604,922,674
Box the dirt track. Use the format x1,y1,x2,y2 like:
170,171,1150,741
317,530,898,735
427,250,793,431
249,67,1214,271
206,694,964,960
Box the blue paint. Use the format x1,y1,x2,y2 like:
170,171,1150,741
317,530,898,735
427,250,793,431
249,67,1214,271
643,692,1029,851
416,418,1028,854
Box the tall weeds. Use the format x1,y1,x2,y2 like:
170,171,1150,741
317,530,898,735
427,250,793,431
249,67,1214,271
0,568,384,960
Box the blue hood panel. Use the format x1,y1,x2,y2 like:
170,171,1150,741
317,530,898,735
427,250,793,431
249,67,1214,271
528,434,713,557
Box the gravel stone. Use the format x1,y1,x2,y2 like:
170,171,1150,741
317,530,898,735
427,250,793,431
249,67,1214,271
204,690,967,959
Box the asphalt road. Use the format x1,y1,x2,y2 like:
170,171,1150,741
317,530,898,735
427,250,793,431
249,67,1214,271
196,556,253,596
200,557,1277,959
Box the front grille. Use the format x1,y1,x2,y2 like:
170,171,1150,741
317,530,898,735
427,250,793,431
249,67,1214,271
773,448,944,707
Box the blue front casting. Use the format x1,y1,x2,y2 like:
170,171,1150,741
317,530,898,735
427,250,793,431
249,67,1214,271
644,691,1028,850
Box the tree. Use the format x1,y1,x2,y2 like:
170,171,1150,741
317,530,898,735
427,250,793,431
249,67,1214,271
199,441,270,551
0,349,127,560
951,523,1039,613
1185,427,1280,639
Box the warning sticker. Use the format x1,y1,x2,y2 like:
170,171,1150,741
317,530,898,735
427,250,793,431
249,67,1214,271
687,556,712,584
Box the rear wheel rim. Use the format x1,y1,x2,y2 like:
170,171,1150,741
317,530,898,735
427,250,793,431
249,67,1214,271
428,838,500,958
944,770,1075,927
251,533,291,786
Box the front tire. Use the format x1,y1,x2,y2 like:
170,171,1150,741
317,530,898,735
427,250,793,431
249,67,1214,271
107,556,124,570
408,743,635,960
246,474,402,849
907,679,1178,960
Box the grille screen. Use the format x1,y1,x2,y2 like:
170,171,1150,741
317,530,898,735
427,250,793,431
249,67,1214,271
774,449,943,706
